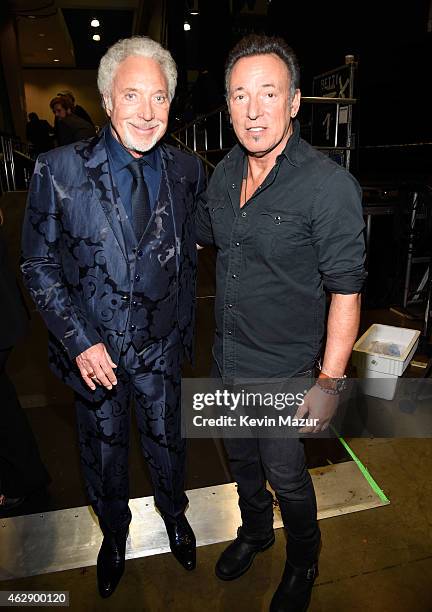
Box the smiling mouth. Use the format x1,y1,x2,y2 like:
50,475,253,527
129,124,159,132
246,127,266,132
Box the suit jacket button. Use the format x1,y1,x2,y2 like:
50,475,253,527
118,331,125,337
135,274,140,282
137,249,143,258
130,324,136,331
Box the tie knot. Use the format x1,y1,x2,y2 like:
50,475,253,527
127,158,146,179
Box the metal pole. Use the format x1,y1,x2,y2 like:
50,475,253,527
1,136,11,191
423,267,432,338
403,192,418,308
365,213,372,263
334,103,340,148
219,111,223,150
345,60,355,171
9,139,16,191
204,119,208,151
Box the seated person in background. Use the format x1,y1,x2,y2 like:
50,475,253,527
25,112,54,155
57,90,94,126
50,96,96,146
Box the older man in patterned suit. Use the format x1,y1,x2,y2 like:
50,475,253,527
21,36,204,598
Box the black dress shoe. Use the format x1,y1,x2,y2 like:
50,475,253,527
270,560,318,612
97,524,129,598
215,527,275,581
0,494,26,510
164,515,196,571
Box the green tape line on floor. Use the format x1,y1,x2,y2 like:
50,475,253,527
330,426,390,504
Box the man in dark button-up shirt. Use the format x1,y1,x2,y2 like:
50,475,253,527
196,34,366,612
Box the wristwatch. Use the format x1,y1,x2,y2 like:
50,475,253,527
316,372,347,395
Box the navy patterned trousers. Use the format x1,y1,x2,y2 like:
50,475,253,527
75,333,187,531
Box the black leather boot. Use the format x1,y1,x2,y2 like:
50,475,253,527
163,514,196,571
215,527,275,581
270,559,318,612
0,494,26,510
97,522,129,598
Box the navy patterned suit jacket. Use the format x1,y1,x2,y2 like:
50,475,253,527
21,127,204,394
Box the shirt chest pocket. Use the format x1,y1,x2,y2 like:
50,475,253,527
256,212,312,258
209,200,226,224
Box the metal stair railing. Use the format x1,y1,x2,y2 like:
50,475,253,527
0,132,36,193
170,96,357,176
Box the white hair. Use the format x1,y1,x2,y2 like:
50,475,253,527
97,36,177,109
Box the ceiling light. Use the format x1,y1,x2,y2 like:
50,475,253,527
92,34,101,41
38,33,45,37
190,10,199,15
47,47,53,51
28,15,36,19
184,21,191,31
53,59,60,62
91,18,100,27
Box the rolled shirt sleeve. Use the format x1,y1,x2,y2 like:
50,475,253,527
311,168,367,294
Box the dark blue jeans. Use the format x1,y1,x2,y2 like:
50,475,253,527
213,362,321,567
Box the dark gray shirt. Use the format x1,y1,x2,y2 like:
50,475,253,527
195,120,367,380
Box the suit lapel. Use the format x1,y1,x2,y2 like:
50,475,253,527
80,128,131,261
80,136,185,262
159,145,184,257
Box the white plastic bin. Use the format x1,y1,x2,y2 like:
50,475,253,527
352,324,420,400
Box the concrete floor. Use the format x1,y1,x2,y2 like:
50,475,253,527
1,192,432,611
2,437,432,612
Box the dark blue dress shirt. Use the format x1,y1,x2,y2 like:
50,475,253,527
104,125,161,222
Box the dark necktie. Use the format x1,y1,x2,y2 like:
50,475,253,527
127,158,151,241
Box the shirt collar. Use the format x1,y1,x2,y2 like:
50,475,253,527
277,119,301,167
225,119,302,171
105,124,159,171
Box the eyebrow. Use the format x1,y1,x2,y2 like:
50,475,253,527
121,87,168,95
231,83,276,93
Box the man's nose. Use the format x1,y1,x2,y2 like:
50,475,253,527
247,96,262,120
137,98,155,121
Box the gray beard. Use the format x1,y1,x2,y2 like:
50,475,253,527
123,132,160,153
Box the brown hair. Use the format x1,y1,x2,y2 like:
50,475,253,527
49,96,73,112
225,34,300,100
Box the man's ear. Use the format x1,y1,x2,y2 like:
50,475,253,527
290,89,301,118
